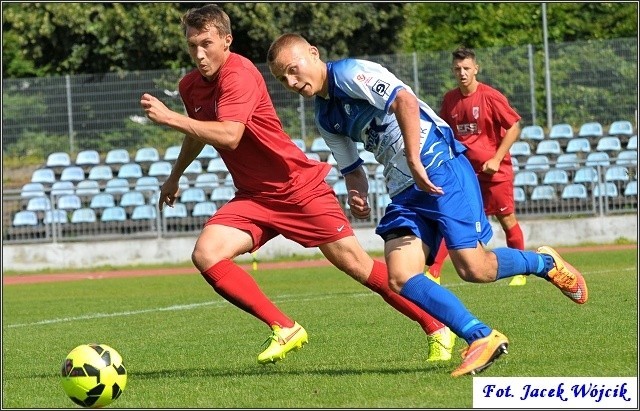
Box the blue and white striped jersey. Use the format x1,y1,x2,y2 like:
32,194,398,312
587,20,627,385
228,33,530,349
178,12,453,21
314,58,466,197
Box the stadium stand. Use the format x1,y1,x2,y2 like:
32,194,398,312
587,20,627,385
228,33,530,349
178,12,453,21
163,202,189,232
514,187,526,203
46,151,71,173
560,183,589,211
119,191,146,216
210,186,235,207
130,204,158,232
104,178,130,200
325,167,340,185
89,193,117,217
608,120,634,145
514,170,539,194
75,180,101,204
593,182,619,199
134,147,160,164
44,209,69,225
542,168,569,193
183,159,203,179
326,153,338,167
206,158,229,178
573,166,598,185
616,150,638,167
117,163,143,182
511,157,519,172
134,176,160,198
578,121,604,146
13,210,39,226
26,196,52,220
180,187,207,213
626,135,637,150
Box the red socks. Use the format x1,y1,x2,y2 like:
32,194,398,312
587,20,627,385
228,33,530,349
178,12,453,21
201,259,294,328
365,260,444,334
428,239,449,279
505,223,525,250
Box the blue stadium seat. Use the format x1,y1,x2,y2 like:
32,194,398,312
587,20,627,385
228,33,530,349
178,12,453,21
180,187,206,206
596,136,622,153
50,181,76,196
325,167,340,185
624,180,637,197
75,180,101,198
573,166,598,184
13,210,39,227
31,168,56,186
542,168,569,186
21,182,46,199
119,191,146,215
210,186,235,207
26,196,52,213
535,140,562,159
100,206,127,222
134,147,160,163
105,148,131,169
194,173,220,195
578,121,604,139
89,193,116,214
44,209,69,225
305,152,321,161
192,201,217,218
75,150,100,168
549,123,574,141
60,166,86,182
509,141,532,158
118,163,143,181
148,161,173,178
524,155,550,173
184,159,203,178
88,165,114,182
131,204,157,220
511,156,519,172
70,208,98,224
163,145,181,162
513,187,526,203
585,152,611,167
134,176,160,196
565,138,591,155
104,178,131,198
519,125,545,143
291,138,307,152
626,135,637,150
326,153,338,167
530,185,557,201
514,170,539,189
605,165,630,184
608,120,634,137
207,158,229,177
615,150,637,167
56,194,82,211
310,137,331,161
555,153,580,171
561,183,588,199
46,151,71,169
196,144,219,160
593,182,619,198
163,202,188,219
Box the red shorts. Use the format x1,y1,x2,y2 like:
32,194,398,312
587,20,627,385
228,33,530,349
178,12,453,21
480,179,515,216
205,182,353,252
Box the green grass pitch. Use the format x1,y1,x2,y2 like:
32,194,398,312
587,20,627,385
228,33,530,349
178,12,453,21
2,248,637,408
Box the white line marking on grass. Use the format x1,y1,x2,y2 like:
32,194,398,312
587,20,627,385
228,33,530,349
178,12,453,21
6,267,634,329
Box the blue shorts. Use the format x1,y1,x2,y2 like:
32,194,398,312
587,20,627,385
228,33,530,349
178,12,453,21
376,154,493,264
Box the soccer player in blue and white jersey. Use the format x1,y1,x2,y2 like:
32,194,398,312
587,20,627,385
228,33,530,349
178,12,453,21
268,33,589,377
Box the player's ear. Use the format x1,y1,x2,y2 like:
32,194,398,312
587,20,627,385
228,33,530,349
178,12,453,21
309,46,320,61
224,34,233,50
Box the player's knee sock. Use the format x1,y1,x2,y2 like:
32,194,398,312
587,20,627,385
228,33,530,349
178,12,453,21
365,260,445,334
493,248,555,280
428,238,449,279
505,223,525,250
201,259,295,328
400,273,492,344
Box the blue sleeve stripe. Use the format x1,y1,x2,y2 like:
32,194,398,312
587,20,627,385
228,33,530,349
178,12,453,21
385,85,405,113
341,158,364,175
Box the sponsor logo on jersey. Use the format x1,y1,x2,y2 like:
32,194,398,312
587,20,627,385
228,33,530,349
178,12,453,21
372,79,390,96
472,106,480,119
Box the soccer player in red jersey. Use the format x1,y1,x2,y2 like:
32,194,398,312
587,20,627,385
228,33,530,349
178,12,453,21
431,47,527,287
140,4,448,365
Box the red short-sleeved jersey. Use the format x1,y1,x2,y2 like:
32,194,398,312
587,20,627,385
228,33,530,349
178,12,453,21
179,53,330,202
440,83,521,182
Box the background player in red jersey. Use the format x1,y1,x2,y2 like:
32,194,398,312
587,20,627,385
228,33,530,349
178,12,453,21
430,47,527,288
140,4,448,365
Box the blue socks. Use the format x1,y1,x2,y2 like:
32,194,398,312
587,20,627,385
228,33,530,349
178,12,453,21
400,274,492,345
493,248,555,280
